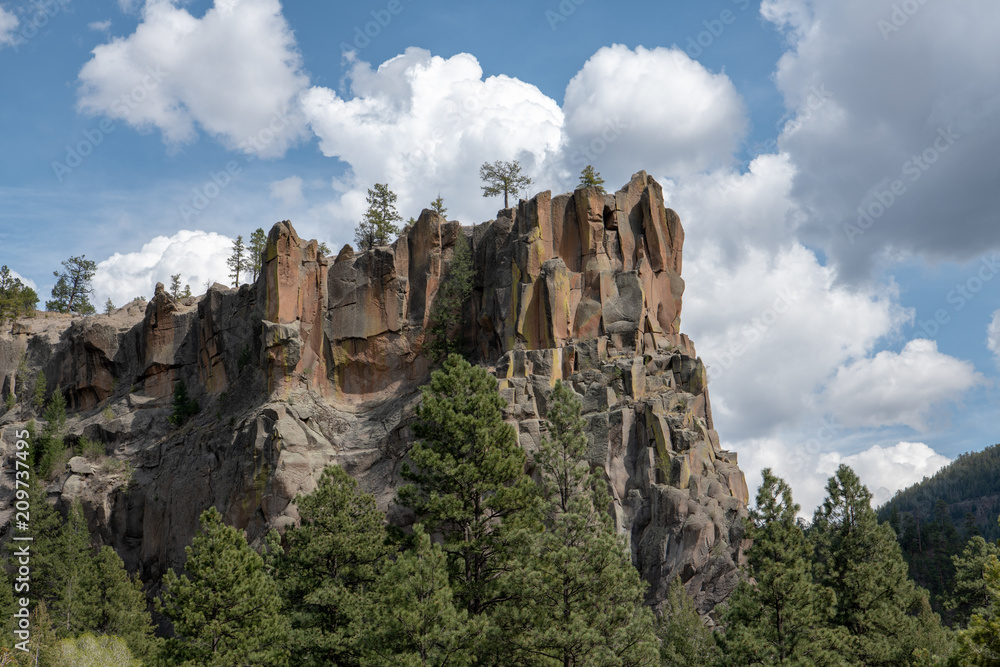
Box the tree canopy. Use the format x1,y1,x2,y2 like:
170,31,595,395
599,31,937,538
46,255,96,314
480,160,532,209
355,183,402,251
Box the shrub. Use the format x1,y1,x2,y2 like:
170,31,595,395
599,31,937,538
169,379,199,426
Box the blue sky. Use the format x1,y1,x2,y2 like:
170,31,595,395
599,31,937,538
2,0,999,513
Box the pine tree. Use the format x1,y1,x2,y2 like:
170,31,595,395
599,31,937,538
157,506,289,666
227,235,249,287
948,536,1000,627
272,465,392,667
32,370,46,411
479,160,532,209
658,577,717,667
46,255,97,314
91,546,156,659
0,565,14,651
355,183,402,251
49,501,99,638
426,230,474,360
718,469,842,665
811,465,931,665
354,526,478,667
399,354,537,617
104,298,115,315
169,274,183,298
578,165,606,193
431,194,448,217
317,241,331,256
0,265,38,332
249,227,268,282
957,553,1000,665
496,381,659,666
168,379,199,427
38,388,68,477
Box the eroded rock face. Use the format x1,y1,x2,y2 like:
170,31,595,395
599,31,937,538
0,173,746,616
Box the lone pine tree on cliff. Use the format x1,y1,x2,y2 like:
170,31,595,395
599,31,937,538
227,235,249,287
355,183,402,251
578,164,606,193
480,159,532,209
47,255,96,314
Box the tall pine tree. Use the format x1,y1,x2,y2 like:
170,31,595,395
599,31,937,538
157,506,289,666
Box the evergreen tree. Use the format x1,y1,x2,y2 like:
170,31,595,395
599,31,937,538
169,274,183,299
104,298,115,315
718,469,843,666
948,536,1000,627
317,241,331,256
91,546,156,659
49,501,99,638
957,553,1000,665
249,227,268,282
658,577,717,667
226,235,249,287
810,465,932,665
32,370,46,411
181,284,192,298
46,255,97,314
168,379,199,427
26,599,60,667
578,165,606,193
272,465,392,666
399,354,537,617
38,388,68,478
354,526,478,667
0,564,14,651
157,506,289,666
355,183,402,251
431,194,448,217
497,381,658,666
0,265,38,332
13,474,63,607
480,159,532,209
426,230,474,360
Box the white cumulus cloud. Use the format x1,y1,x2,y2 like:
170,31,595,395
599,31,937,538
820,441,951,508
92,229,233,307
269,175,304,210
77,0,309,157
823,339,984,430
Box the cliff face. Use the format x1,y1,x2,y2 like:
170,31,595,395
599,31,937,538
0,171,748,614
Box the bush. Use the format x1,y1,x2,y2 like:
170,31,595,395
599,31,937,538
79,437,105,460
3,392,14,412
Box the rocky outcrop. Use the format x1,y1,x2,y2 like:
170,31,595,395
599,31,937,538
0,172,747,615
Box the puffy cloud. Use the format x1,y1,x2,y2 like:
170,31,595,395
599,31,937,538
77,0,309,157
92,229,233,307
820,441,951,508
7,268,37,291
562,45,747,186
302,48,565,230
0,6,19,48
823,339,984,430
988,310,1000,364
269,176,304,210
760,0,1000,278
737,437,950,514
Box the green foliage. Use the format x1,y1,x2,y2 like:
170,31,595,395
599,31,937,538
0,264,39,331
33,369,47,410
811,464,936,665
38,388,68,477
498,380,659,665
354,526,478,667
399,354,536,617
955,549,1000,665
426,230,474,360
578,165,606,192
479,159,532,209
157,506,289,666
46,255,97,314
54,633,141,666
237,344,252,373
168,379,199,427
948,536,1000,627
90,546,157,659
355,183,402,251
317,241,331,256
718,469,843,665
227,235,249,287
49,502,100,638
272,465,393,666
169,273,183,299
3,392,14,412
658,577,717,667
431,194,448,216
249,227,268,282
103,298,115,315
79,437,104,460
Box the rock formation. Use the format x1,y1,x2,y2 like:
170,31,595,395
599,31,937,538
0,171,748,614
